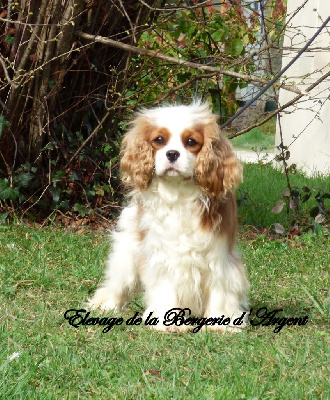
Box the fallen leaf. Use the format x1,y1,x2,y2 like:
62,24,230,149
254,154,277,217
274,223,285,234
280,189,290,197
272,200,285,214
144,369,168,382
315,214,325,224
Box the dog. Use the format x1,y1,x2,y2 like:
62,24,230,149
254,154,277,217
88,102,249,332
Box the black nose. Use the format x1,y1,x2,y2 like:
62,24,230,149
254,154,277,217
166,150,180,163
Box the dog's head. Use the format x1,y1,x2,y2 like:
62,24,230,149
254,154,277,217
120,102,242,198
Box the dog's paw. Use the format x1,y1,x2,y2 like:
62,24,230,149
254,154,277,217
86,288,121,312
147,323,190,333
87,298,119,312
142,308,190,333
201,324,245,333
202,309,248,333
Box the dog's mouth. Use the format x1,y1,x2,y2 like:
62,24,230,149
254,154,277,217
164,167,181,177
155,165,192,179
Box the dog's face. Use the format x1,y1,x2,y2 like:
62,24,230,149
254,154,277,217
150,126,204,178
120,103,242,197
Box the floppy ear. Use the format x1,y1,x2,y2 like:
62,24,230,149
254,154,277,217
194,122,242,198
120,117,154,191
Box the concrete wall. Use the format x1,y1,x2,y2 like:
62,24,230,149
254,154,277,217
275,0,330,176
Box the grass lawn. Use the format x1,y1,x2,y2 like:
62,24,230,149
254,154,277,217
1,164,329,399
238,163,330,229
230,120,276,152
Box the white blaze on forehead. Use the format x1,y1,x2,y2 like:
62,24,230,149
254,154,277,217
151,106,195,135
140,103,214,135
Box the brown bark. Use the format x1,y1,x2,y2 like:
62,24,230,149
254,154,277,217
0,0,159,170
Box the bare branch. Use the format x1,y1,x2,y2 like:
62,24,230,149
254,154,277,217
0,55,16,87
75,31,306,96
227,70,330,139
15,0,49,75
138,0,218,11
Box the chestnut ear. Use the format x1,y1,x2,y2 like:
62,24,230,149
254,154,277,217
194,123,242,198
120,117,154,191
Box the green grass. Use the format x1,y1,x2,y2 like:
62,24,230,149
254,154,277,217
231,125,275,152
238,163,330,229
1,164,329,399
0,225,329,399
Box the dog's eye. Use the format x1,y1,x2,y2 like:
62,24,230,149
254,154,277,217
153,136,165,145
186,138,197,147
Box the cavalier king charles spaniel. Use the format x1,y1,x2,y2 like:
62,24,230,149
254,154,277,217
88,102,249,332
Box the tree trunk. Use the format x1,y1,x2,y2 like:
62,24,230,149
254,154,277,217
0,0,159,170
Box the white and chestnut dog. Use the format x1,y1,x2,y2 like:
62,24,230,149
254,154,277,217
88,102,249,332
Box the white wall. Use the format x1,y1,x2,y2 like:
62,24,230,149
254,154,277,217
275,0,330,176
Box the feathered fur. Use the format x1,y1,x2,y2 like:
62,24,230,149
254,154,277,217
88,102,249,332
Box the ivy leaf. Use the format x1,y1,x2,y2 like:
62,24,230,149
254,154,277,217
310,206,320,218
0,115,9,140
231,38,244,56
48,187,61,203
103,144,112,153
74,203,86,217
301,193,311,203
0,212,9,224
5,34,14,46
58,200,70,210
0,179,19,200
15,172,34,188
69,170,81,181
51,170,65,185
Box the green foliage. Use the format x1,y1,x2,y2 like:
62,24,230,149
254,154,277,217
1,0,153,220
0,125,123,221
0,115,9,139
128,3,260,120
0,179,19,200
0,1,288,221
238,163,330,234
271,186,330,235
